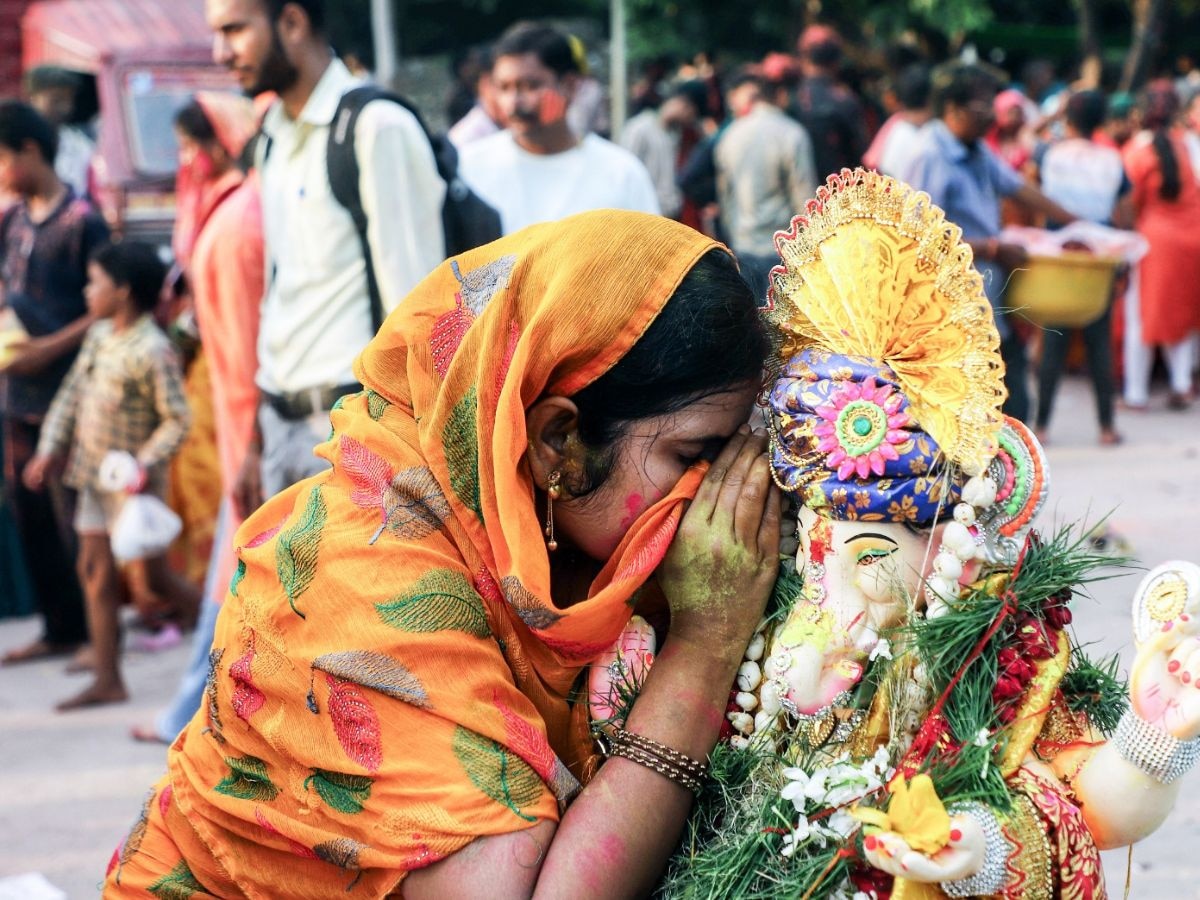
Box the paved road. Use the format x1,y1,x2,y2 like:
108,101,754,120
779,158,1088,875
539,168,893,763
1,375,1198,898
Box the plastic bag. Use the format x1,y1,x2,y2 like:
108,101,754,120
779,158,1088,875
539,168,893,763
110,494,182,563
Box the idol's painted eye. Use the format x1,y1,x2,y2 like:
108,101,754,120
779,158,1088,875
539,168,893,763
855,547,896,567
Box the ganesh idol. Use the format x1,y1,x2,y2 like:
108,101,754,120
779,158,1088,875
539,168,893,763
600,170,1200,899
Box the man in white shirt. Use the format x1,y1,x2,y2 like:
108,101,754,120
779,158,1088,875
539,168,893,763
458,23,659,236
205,0,445,514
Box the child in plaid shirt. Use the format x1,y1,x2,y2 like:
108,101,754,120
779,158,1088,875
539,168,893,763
24,242,192,710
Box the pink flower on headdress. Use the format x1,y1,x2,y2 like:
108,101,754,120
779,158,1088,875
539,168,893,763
813,378,912,481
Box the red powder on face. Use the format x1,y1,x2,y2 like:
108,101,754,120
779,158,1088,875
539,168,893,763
619,492,646,532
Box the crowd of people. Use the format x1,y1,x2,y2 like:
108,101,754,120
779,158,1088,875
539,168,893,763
0,0,1197,894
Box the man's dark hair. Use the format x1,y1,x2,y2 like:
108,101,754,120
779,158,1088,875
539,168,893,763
669,80,708,115
894,63,932,111
1065,90,1107,137
24,65,81,96
90,242,167,313
263,0,324,34
0,100,58,164
493,22,579,77
174,100,218,145
930,62,1005,117
805,40,842,70
726,67,765,96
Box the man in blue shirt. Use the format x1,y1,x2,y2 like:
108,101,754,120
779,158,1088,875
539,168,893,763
898,63,1076,422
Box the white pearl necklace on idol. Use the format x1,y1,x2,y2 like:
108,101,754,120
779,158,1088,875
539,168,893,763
924,473,998,619
724,472,1000,746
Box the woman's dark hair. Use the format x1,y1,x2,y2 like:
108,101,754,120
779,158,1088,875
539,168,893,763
1065,90,1106,137
1142,82,1182,202
569,249,768,492
174,100,218,145
90,242,167,313
0,100,57,164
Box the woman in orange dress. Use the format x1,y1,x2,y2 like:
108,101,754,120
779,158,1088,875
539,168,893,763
103,210,782,897
1122,81,1200,409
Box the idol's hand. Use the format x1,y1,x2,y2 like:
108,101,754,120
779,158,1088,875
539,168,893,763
862,813,985,883
1132,624,1200,742
1131,563,1200,742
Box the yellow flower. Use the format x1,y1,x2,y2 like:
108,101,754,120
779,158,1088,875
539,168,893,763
852,774,951,855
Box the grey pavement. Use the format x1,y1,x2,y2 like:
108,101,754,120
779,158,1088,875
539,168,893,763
1,373,1199,898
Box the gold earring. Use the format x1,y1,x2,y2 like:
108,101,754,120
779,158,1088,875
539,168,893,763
544,470,562,552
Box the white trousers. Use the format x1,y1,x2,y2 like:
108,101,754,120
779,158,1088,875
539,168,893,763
1123,265,1196,405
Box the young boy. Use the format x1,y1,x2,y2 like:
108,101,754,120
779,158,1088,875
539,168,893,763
0,100,108,666
24,242,191,710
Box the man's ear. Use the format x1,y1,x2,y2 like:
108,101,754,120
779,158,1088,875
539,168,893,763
276,2,312,45
525,396,582,492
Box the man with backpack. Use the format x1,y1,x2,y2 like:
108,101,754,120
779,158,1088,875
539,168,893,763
205,0,448,516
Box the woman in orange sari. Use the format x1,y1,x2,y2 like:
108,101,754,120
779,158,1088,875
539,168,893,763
103,210,780,897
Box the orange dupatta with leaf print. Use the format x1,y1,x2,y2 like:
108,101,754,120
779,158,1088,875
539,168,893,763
106,211,724,898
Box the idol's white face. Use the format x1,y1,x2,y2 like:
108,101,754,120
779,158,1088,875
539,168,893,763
795,505,939,640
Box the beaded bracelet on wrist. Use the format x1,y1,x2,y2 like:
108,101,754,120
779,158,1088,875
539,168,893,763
593,728,707,795
1114,709,1200,785
940,801,1012,899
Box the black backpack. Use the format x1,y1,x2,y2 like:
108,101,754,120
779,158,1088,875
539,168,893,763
259,85,502,331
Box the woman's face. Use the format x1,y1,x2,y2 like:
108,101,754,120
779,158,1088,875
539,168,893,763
796,505,938,638
555,384,760,560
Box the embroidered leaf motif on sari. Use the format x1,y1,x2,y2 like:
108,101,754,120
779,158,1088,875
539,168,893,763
340,435,450,544
229,559,247,597
452,726,544,822
158,783,174,820
501,575,562,630
376,569,490,637
442,387,483,523
245,518,285,549
275,487,327,618
493,693,581,808
309,650,432,709
366,389,390,420
430,256,517,379
115,788,154,884
147,860,207,899
214,754,280,802
324,675,383,772
314,837,369,889
254,807,318,858
229,631,265,722
304,769,375,814
203,648,226,743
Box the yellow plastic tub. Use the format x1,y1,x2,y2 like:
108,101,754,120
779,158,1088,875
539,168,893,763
1004,252,1120,328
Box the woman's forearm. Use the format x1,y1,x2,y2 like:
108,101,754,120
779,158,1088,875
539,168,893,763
533,636,741,899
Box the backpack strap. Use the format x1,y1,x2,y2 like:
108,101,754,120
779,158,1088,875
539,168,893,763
327,85,450,333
